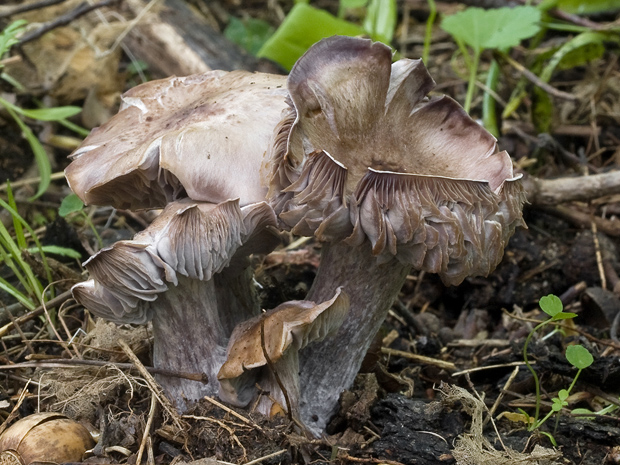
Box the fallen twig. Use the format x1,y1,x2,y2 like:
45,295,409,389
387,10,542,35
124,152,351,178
452,361,531,377
118,339,183,429
501,54,578,101
18,0,120,45
381,347,457,371
0,290,73,338
524,170,620,206
202,396,265,434
0,358,207,382
0,0,67,19
136,393,158,465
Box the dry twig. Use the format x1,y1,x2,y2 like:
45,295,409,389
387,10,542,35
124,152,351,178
381,347,456,371
118,339,183,429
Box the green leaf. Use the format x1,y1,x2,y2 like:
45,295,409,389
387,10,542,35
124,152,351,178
340,0,368,9
532,86,553,133
539,294,563,317
25,245,81,259
364,0,397,43
571,407,596,420
557,42,605,71
18,106,82,122
551,312,577,321
0,20,27,59
557,389,569,401
565,345,594,370
59,193,84,217
257,3,364,70
224,16,275,56
551,397,565,412
540,32,618,83
556,0,620,14
440,6,541,54
540,431,557,447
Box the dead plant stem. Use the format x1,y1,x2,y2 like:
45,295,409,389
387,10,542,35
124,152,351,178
136,392,157,465
118,339,183,429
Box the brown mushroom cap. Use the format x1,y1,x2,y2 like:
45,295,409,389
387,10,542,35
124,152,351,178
268,36,526,285
66,70,288,210
72,199,279,324
217,287,349,406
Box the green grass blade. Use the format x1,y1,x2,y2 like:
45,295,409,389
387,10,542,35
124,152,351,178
58,118,90,138
0,277,36,310
0,197,51,301
6,182,26,250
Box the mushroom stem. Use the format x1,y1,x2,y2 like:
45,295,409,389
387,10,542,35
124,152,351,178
152,267,262,410
214,266,262,335
298,242,411,434
256,348,300,419
151,276,225,409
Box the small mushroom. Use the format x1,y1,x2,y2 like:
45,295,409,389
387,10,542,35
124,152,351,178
218,287,349,419
267,36,526,432
0,412,94,465
72,198,280,408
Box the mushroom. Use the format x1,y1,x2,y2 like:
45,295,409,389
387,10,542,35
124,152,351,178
66,69,288,210
65,69,289,409
72,198,279,408
217,287,349,419
266,36,526,433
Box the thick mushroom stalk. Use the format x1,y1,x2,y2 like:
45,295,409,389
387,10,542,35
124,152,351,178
217,287,349,420
72,199,279,408
267,36,526,433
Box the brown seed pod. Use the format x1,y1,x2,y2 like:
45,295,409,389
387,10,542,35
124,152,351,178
0,412,94,465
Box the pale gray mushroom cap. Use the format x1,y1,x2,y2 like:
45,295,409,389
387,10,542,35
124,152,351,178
72,199,279,324
217,287,349,406
66,70,288,210
267,36,526,285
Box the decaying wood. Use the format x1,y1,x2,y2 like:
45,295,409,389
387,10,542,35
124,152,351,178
524,170,620,206
124,0,281,77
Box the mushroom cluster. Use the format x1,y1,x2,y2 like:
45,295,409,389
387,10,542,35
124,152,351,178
66,36,525,435
66,66,351,416
266,36,526,433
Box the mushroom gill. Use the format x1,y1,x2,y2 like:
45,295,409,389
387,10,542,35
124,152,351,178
72,199,279,409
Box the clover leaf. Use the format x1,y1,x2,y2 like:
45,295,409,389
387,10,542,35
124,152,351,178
440,6,541,113
566,345,594,370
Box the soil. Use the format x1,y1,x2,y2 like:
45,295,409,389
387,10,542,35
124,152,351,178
0,1,619,464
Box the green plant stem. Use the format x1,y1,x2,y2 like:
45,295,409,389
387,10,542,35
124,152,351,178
482,59,500,137
537,408,555,429
463,49,480,114
422,0,436,64
565,368,582,395
0,97,51,200
80,211,103,249
535,368,583,430
523,319,549,430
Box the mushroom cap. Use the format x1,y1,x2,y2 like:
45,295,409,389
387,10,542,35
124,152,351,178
267,36,526,285
66,70,288,210
217,287,349,406
71,199,279,324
